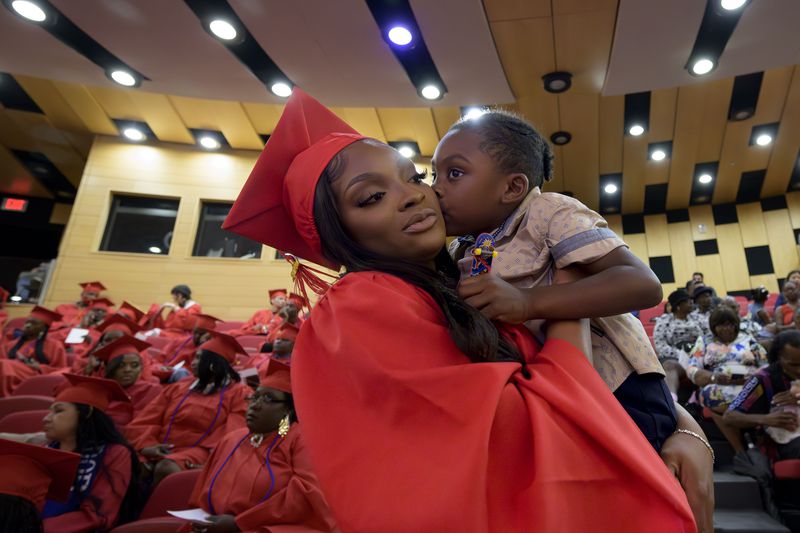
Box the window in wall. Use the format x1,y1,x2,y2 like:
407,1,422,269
193,201,262,259
100,195,179,255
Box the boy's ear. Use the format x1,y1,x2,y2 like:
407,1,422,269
500,173,529,205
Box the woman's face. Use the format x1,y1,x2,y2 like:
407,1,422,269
96,330,124,352
43,401,79,442
789,272,800,284
246,387,291,434
784,281,799,302
329,141,446,266
22,317,45,338
713,321,738,344
675,299,693,315
110,353,142,388
780,344,800,380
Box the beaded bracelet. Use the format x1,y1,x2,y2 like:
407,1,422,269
675,429,715,464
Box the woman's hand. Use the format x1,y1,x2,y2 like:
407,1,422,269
192,514,239,533
141,444,173,459
764,411,799,431
771,390,800,408
23,358,41,371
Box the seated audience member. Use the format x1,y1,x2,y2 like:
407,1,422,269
0,307,67,396
144,285,202,337
177,361,337,532
725,330,800,460
49,298,114,345
92,335,160,427
73,314,144,375
269,323,299,363
116,301,145,325
773,269,800,311
654,289,705,393
0,287,8,330
689,285,715,336
152,314,220,383
748,286,772,328
14,263,49,304
230,289,287,337
686,307,767,453
41,374,141,532
54,282,106,327
771,280,799,334
264,297,305,344
125,331,249,486
0,438,80,533
719,297,762,338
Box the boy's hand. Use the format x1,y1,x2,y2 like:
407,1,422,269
458,273,530,323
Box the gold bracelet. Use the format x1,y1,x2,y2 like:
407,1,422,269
675,429,715,464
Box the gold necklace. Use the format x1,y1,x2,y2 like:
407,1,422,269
250,433,264,448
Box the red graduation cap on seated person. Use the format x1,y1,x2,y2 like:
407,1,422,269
287,292,308,309
269,289,287,301
79,281,106,293
55,374,131,413
222,89,367,270
118,301,144,322
87,297,115,311
197,330,246,364
192,313,222,331
97,314,142,336
30,306,62,326
0,439,81,509
260,359,291,394
92,334,151,363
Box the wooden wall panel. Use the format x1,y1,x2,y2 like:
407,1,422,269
749,274,779,293
623,233,648,264
695,255,727,296
787,192,800,229
605,214,622,236
644,214,670,256
715,224,751,293
764,66,800,196
667,222,695,286
689,205,716,240
763,209,800,277
736,203,768,247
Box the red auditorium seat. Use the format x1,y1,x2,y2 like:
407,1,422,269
139,469,202,519
110,518,183,533
237,335,265,350
733,296,748,316
0,395,53,422
0,409,48,433
11,374,66,397
774,459,800,479
216,321,245,333
2,317,26,339
765,293,779,311
638,303,664,324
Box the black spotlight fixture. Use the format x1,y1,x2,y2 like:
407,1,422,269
550,131,572,146
542,71,572,93
728,71,763,121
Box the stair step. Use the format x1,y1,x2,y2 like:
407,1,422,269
713,472,763,510
713,510,789,533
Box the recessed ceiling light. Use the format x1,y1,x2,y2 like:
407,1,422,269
720,0,747,10
208,19,237,40
732,109,754,121
10,0,46,22
387,26,412,46
420,84,442,100
755,133,773,146
691,58,715,76
542,71,572,93
651,149,667,161
10,295,22,302
122,127,145,142
398,145,416,159
604,183,618,194
698,173,713,184
270,82,292,98
550,131,572,146
694,195,710,203
148,246,162,254
199,136,221,150
463,107,486,120
109,69,137,87
629,124,645,136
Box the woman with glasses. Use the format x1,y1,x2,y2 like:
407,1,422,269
178,360,337,533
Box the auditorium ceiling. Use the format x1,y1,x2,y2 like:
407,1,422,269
0,0,798,215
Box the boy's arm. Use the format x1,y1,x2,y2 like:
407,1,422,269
459,247,662,322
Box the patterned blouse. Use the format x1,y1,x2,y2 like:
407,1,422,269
653,313,705,364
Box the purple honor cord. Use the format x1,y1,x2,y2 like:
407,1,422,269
163,385,227,447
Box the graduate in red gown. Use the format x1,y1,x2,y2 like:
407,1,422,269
54,281,106,328
0,306,67,397
116,301,145,324
145,285,202,338
222,89,696,532
0,438,81,531
41,374,141,532
125,331,249,486
229,289,287,337
49,298,114,347
66,314,142,376
177,360,337,533
152,314,220,383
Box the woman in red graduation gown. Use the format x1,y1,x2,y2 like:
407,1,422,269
125,331,249,486
89,334,160,427
229,289,286,337
40,374,141,532
69,314,145,376
54,281,106,328
222,90,696,532
0,306,67,397
178,360,337,533
152,314,219,383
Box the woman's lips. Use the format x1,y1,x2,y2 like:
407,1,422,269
403,209,438,233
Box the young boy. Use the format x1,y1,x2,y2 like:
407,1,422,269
432,110,713,530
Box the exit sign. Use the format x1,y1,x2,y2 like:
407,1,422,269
1,197,28,212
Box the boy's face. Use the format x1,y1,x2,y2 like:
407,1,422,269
431,129,510,237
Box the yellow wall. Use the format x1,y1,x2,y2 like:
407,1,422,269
607,196,800,298
44,137,296,320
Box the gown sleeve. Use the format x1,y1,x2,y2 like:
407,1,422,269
43,444,132,533
124,384,176,450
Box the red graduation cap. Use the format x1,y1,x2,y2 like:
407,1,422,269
287,292,308,309
117,301,144,322
198,330,246,364
0,439,81,509
55,374,131,413
97,314,142,336
87,297,115,311
260,359,291,394
275,322,300,342
222,89,366,270
192,313,222,331
269,289,287,301
79,281,106,293
30,306,62,326
92,334,151,363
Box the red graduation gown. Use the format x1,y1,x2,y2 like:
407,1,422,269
0,338,67,396
152,335,197,381
125,379,249,468
228,309,275,337
42,443,131,533
54,302,83,327
292,272,696,533
108,379,163,428
160,303,202,338
181,426,338,533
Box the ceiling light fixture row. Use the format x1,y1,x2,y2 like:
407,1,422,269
686,0,751,78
